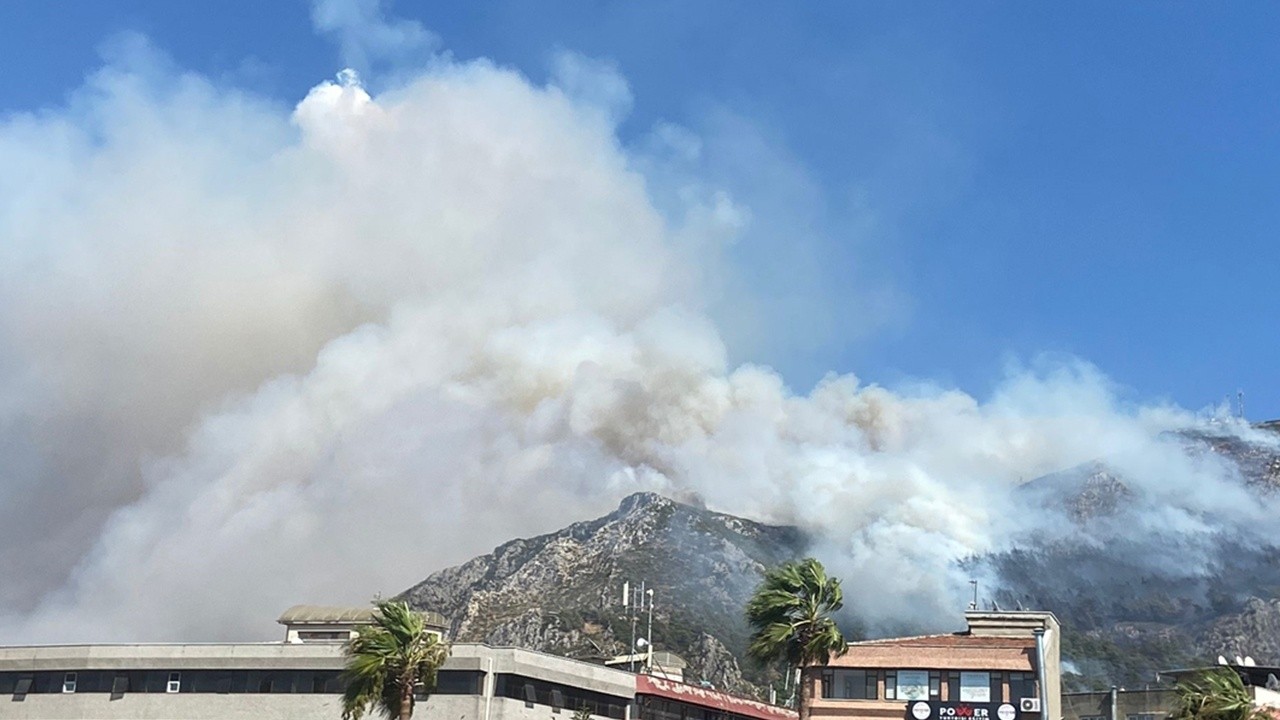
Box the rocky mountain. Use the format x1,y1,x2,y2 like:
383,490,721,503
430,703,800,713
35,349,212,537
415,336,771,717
399,422,1280,696
399,492,807,697
987,423,1280,690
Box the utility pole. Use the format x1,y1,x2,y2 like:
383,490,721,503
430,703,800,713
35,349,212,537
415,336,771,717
630,582,641,673
645,588,654,672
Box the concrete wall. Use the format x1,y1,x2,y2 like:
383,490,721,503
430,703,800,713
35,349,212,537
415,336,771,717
0,643,636,720
1061,689,1176,720
966,611,1061,720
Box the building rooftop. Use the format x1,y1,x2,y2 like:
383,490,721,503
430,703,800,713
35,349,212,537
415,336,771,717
277,605,447,628
848,634,1034,649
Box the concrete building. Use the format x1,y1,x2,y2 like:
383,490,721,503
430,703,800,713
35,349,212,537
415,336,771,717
0,608,793,720
810,611,1061,720
0,641,637,720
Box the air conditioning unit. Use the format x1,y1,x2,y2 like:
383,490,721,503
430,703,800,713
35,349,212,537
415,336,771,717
1020,698,1041,713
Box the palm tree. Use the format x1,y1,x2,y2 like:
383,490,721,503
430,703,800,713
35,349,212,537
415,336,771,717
745,558,847,720
1172,667,1267,720
341,599,450,720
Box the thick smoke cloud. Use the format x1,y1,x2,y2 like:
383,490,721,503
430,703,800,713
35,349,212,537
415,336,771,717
2,20,1275,643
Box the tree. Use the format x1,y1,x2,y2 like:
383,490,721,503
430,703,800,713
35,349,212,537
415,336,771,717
745,558,847,720
1172,667,1267,720
342,599,450,720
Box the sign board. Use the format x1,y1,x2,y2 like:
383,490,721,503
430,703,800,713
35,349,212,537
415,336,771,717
897,671,930,701
958,672,991,703
907,701,1018,720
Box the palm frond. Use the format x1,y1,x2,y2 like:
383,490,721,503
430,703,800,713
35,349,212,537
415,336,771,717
341,599,451,720
1172,668,1266,720
745,558,847,669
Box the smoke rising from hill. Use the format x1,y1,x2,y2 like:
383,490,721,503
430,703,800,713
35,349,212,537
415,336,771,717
1,27,1276,643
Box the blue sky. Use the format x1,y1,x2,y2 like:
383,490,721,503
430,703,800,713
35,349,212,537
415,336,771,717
3,1,1276,419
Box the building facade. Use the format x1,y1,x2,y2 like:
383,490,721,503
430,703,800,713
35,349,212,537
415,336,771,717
0,609,793,720
809,611,1061,720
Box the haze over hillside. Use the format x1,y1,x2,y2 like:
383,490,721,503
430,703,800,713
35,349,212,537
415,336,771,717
2,0,1278,655
402,423,1280,694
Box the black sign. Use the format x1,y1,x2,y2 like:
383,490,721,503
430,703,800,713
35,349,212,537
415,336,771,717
907,701,1018,720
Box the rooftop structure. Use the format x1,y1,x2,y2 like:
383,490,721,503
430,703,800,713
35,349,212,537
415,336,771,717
811,610,1060,720
276,604,448,644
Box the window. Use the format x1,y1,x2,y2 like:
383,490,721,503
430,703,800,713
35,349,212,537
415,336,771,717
166,672,181,694
13,676,33,701
1127,714,1163,720
63,672,78,694
930,672,941,699
888,670,929,701
111,675,129,700
1081,715,1107,720
820,670,876,700
990,672,1005,703
435,670,483,695
1009,673,1037,702
959,672,991,702
495,674,627,720
298,631,349,642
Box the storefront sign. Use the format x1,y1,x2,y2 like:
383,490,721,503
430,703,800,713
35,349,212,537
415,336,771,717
907,701,1017,720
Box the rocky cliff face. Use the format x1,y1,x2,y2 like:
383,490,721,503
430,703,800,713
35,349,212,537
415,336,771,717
399,423,1280,695
399,492,807,697
988,423,1280,689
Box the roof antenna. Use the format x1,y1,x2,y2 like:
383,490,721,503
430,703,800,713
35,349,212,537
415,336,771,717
968,580,978,611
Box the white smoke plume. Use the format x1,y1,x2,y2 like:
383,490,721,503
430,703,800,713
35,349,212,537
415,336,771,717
1,19,1275,644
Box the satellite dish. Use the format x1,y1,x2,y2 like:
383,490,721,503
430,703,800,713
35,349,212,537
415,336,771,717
1245,657,1256,667
636,638,649,649
1219,656,1229,665
1236,656,1245,666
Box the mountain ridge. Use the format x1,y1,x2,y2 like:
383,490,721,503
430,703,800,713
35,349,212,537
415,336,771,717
399,491,808,696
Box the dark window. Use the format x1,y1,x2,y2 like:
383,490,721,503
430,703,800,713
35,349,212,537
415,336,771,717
74,671,105,693
1010,673,1037,702
111,675,129,700
553,688,566,710
930,672,941,699
495,674,628,719
227,671,249,694
0,673,16,695
298,631,349,641
820,669,876,700
435,671,483,695
32,673,54,694
991,672,1005,703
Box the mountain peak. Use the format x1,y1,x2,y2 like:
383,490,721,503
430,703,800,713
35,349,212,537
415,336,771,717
398,492,807,697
